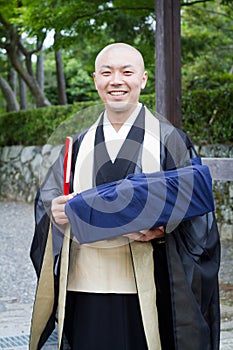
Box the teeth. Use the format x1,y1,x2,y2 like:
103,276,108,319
110,91,125,96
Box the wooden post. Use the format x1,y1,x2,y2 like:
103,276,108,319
155,0,181,128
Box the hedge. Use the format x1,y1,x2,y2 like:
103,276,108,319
0,89,232,146
0,95,155,146
0,102,98,146
182,84,233,144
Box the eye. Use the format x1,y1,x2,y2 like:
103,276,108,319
101,71,111,76
123,70,133,76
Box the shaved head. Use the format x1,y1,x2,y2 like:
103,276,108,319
95,43,145,72
93,42,148,124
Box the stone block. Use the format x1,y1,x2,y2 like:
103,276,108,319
42,144,53,156
31,153,43,178
8,145,23,159
21,146,37,163
220,224,233,240
0,147,9,163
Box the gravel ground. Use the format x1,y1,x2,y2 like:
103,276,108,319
0,201,36,305
0,200,232,307
219,239,233,309
0,201,232,349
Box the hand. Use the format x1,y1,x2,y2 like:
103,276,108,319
51,193,75,225
125,226,165,242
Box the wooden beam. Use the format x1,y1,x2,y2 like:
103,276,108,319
155,0,181,128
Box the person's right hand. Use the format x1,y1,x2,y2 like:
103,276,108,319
125,227,165,242
51,194,75,225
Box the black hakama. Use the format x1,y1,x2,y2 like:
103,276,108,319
63,292,148,350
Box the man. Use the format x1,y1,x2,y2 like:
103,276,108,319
30,43,220,350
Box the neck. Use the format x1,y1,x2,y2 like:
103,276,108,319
105,104,139,131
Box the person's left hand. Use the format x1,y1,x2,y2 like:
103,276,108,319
125,226,165,242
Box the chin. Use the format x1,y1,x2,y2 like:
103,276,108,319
107,101,135,113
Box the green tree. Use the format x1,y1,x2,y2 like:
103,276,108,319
181,1,233,143
0,1,51,107
0,0,232,111
181,1,233,89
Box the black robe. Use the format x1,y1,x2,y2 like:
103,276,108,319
30,113,220,350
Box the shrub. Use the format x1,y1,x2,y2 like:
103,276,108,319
0,102,99,146
182,81,233,144
0,96,156,146
0,84,232,146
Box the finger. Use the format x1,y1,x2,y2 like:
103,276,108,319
152,229,165,238
54,195,66,204
124,232,143,240
55,218,69,225
134,235,148,242
53,194,74,206
52,208,69,223
135,230,164,241
66,193,75,201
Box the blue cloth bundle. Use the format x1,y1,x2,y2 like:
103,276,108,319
65,164,214,244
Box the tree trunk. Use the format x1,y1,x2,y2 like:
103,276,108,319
8,68,17,94
155,0,181,128
36,53,44,91
0,76,20,112
7,47,51,108
18,75,28,110
55,48,67,105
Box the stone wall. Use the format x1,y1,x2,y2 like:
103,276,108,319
0,144,232,239
0,145,62,203
196,144,233,240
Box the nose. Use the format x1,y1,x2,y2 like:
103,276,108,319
110,71,123,85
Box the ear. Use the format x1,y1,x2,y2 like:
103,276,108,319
141,71,148,89
93,72,98,90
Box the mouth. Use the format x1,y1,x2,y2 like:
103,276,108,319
108,91,127,96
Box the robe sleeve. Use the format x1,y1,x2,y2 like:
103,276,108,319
30,130,88,278
30,129,87,277
30,146,65,278
159,122,220,350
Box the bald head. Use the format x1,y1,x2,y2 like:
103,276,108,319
95,43,145,72
93,42,148,123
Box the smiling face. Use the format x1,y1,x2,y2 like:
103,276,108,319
93,43,148,123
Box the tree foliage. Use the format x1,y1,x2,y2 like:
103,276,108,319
0,0,232,144
181,0,233,143
181,1,233,88
0,0,157,110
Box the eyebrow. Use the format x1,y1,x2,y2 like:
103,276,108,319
99,64,134,70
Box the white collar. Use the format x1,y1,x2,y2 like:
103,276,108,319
73,106,160,193
103,104,142,162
